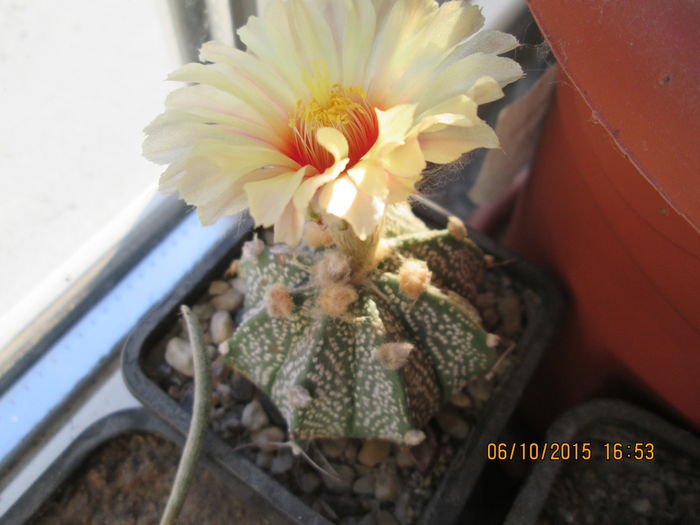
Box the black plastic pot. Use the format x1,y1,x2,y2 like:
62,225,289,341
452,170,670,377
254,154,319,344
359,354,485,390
3,408,291,524
122,205,565,524
505,399,700,525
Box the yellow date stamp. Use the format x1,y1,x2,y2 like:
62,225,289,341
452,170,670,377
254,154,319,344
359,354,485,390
487,442,655,461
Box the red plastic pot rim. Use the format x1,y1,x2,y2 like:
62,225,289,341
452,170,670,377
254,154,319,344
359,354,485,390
528,0,700,234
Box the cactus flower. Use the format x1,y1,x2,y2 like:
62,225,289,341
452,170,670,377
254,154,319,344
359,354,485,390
144,0,522,245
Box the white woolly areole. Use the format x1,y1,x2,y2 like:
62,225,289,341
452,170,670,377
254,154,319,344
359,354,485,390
319,283,357,317
265,283,294,318
242,236,265,260
217,341,230,356
314,250,352,286
287,385,312,408
404,429,426,446
372,342,414,370
304,222,334,247
398,258,432,300
447,215,468,241
486,333,500,348
373,239,392,265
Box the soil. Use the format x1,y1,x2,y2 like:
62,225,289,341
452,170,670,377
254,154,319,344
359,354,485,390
31,432,266,525
144,230,526,525
539,423,700,525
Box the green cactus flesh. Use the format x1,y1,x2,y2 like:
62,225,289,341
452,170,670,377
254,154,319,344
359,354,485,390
224,214,496,444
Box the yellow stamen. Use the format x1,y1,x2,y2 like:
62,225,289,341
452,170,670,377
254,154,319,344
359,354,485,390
289,81,377,172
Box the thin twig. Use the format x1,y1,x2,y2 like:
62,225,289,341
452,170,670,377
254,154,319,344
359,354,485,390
160,305,212,525
232,440,339,479
485,341,516,382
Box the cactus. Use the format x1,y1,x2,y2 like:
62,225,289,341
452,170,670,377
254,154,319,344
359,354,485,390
222,205,496,445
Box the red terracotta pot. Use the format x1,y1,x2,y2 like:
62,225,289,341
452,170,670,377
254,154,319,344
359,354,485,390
503,0,700,430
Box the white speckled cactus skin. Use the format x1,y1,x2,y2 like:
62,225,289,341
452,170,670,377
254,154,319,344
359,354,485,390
223,207,495,444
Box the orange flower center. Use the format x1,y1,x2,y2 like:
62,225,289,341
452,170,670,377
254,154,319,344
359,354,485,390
288,84,378,172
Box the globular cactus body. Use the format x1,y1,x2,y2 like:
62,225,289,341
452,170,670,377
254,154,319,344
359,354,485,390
224,210,495,445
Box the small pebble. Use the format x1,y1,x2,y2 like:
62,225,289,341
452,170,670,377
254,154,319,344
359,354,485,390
450,390,473,408
631,498,652,515
475,291,497,309
344,439,360,463
358,439,391,467
393,490,412,524
256,451,273,469
376,510,399,525
208,280,230,295
192,302,215,321
357,514,376,525
436,407,470,440
270,451,295,474
251,426,285,452
220,413,241,432
242,399,269,431
326,495,366,517
210,355,230,383
313,500,338,521
215,383,231,405
210,310,234,343
164,337,193,376
212,288,244,311
322,464,355,493
352,474,375,495
498,290,522,337
298,471,321,494
395,449,415,468
468,378,492,404
411,427,438,472
374,468,402,502
320,439,347,459
482,307,500,329
231,277,247,294
231,372,254,402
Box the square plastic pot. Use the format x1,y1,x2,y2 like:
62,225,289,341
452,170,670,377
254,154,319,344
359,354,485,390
122,206,564,524
505,399,700,524
2,408,287,525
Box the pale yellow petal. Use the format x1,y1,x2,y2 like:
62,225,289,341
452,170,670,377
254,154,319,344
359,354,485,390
385,172,419,203
274,201,306,246
416,54,523,113
195,169,274,225
467,76,504,105
199,41,297,110
317,127,349,162
319,176,386,239
237,7,308,97
447,30,519,64
419,122,500,164
145,110,282,150
318,175,358,220
292,159,347,211
384,137,425,178
347,160,388,199
413,95,479,135
244,166,308,226
370,104,416,154
143,120,269,164
168,62,287,133
287,0,341,83
339,0,376,86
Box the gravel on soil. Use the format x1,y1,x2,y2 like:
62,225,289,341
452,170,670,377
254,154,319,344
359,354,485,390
31,433,267,525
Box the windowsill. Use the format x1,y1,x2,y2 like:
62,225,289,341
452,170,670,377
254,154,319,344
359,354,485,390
0,0,530,517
